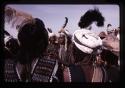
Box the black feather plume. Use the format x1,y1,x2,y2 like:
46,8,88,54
47,28,52,33
62,17,68,29
78,8,105,29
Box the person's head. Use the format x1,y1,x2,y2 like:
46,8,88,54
72,30,102,63
107,24,114,35
17,18,48,64
102,34,119,57
78,8,105,29
49,33,56,44
47,46,58,59
6,38,19,55
58,33,65,45
107,24,112,27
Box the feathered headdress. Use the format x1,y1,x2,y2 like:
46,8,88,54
47,28,56,38
5,6,34,31
58,17,69,51
78,7,105,29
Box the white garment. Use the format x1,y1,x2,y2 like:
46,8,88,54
72,29,102,54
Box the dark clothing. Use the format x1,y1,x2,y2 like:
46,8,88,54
106,65,120,82
69,64,86,82
66,43,75,65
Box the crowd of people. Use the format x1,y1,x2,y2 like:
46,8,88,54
4,6,120,82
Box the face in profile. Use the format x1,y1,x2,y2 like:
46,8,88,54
58,35,65,45
49,36,56,43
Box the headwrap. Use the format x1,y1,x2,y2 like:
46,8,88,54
72,29,102,54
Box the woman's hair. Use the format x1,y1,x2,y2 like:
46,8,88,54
78,8,105,28
17,18,48,64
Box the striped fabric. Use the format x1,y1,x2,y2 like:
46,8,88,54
4,59,20,82
31,58,58,82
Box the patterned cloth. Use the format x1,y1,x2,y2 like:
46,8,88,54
4,59,20,82
4,57,59,82
32,58,58,82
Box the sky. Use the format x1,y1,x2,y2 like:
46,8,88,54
5,4,119,38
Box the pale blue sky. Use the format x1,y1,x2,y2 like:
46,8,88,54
5,4,119,38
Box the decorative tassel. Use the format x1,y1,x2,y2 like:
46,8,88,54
65,35,67,51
